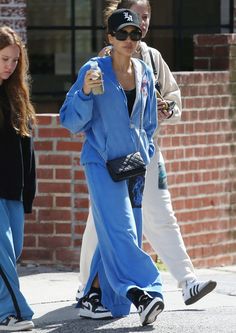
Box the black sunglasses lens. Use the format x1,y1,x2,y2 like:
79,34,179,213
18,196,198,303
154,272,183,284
115,30,128,41
114,30,142,41
130,31,142,41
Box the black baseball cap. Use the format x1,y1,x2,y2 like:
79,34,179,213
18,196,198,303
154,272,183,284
107,9,141,34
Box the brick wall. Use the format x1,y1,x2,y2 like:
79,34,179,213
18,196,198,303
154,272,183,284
1,1,235,268
0,0,27,41
160,71,235,267
194,34,236,70
24,117,85,265
22,54,236,269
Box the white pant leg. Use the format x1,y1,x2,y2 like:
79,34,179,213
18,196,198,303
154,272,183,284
79,207,97,290
143,145,196,286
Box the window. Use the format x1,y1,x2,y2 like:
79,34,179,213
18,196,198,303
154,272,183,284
148,0,234,71
27,0,105,112
27,0,234,112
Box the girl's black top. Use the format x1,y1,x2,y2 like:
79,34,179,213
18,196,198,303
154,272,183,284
0,84,36,213
124,88,136,117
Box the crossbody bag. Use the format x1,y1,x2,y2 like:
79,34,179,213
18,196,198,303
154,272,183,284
106,102,146,182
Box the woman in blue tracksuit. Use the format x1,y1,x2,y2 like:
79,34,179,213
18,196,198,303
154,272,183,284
60,9,164,326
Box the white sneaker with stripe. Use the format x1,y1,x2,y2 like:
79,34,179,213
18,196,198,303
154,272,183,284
183,280,217,305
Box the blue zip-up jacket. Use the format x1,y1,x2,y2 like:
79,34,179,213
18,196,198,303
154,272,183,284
60,56,157,166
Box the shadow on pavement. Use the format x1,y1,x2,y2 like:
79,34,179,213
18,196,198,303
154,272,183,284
32,305,207,333
18,265,72,277
32,305,155,333
166,308,205,312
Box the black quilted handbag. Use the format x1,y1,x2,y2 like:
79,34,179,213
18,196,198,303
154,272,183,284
106,151,146,182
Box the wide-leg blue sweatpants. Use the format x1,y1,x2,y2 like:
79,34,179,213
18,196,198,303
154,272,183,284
83,162,163,317
0,199,34,322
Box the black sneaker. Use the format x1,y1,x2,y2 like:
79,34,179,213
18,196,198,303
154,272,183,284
78,290,113,320
0,315,34,331
138,294,164,326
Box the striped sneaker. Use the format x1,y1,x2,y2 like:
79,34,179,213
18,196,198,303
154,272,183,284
183,280,217,305
0,315,34,331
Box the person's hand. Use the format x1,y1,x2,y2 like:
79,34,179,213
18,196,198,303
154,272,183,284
83,69,103,95
157,98,174,122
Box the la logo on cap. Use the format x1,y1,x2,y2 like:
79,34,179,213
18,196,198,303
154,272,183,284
124,12,133,22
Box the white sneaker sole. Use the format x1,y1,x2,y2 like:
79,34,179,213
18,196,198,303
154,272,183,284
140,297,164,326
185,280,217,305
0,321,34,331
78,307,113,320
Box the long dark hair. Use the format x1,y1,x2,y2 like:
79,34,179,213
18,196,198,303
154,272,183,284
0,26,35,136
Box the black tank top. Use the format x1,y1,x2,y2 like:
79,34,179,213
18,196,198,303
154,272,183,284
124,87,136,117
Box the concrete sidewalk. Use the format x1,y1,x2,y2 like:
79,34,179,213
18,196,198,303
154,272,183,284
18,265,236,333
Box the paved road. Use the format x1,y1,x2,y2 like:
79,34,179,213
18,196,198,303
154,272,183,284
18,265,236,333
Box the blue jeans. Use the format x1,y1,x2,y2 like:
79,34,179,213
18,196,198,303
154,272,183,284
0,199,34,321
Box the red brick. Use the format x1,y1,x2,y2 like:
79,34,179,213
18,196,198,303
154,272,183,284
38,182,71,193
23,236,36,247
56,196,71,207
34,141,53,151
214,45,230,57
25,210,36,221
38,236,72,248
38,155,72,166
34,196,53,207
38,209,71,221
56,141,83,151
56,248,80,262
194,46,213,57
73,239,82,247
37,115,54,126
21,249,53,261
74,212,89,222
24,222,54,234
36,168,54,179
56,223,72,234
38,128,70,138
194,34,235,46
74,198,89,209
74,224,86,235
74,170,86,180
74,184,88,194
56,169,71,179
211,58,230,70
194,59,209,70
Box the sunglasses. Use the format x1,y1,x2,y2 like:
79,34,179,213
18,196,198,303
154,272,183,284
112,29,142,41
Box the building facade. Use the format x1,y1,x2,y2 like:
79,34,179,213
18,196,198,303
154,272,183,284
0,0,236,268
2,0,234,112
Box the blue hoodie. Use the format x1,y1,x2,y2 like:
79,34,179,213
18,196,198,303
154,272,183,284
60,56,157,166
